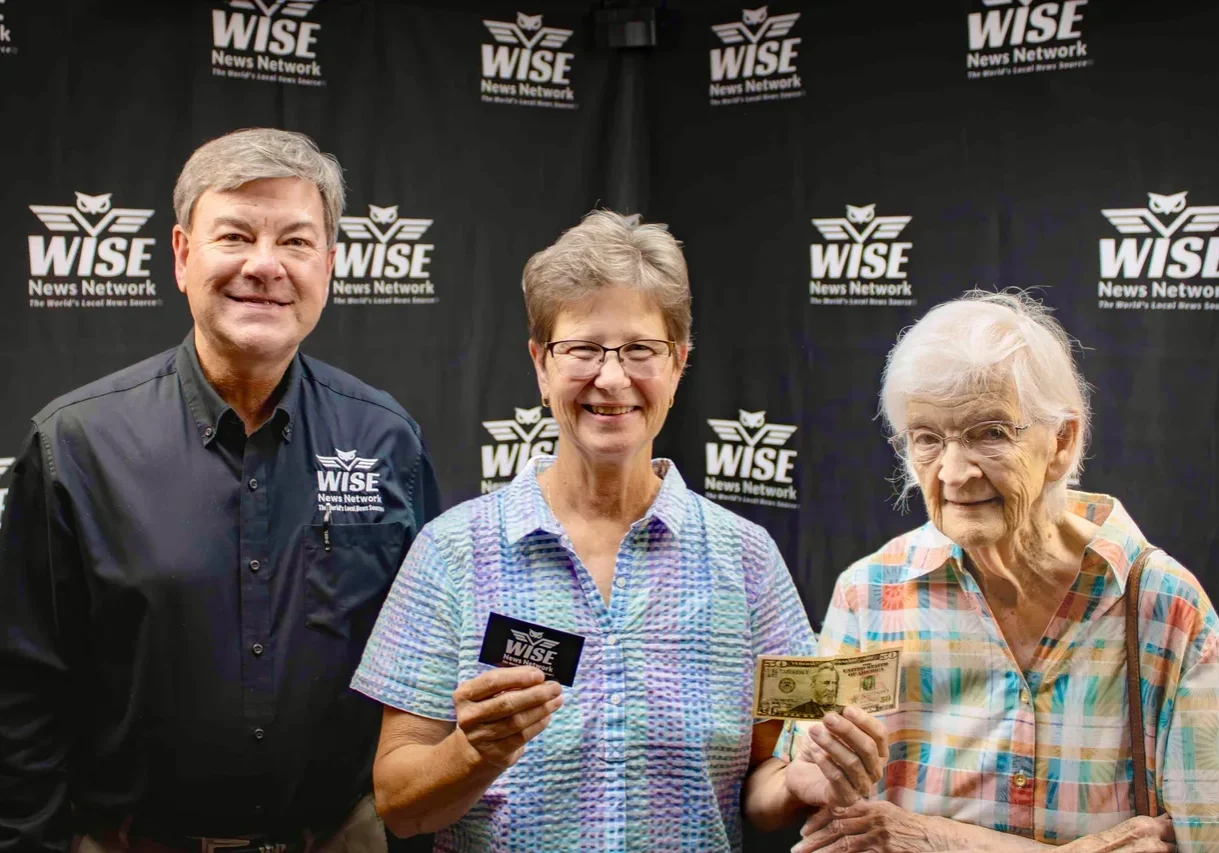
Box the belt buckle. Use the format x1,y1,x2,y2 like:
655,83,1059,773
200,839,287,853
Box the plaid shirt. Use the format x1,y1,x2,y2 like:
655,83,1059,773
353,457,816,852
775,491,1219,850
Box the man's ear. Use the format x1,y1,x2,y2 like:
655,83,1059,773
172,225,191,295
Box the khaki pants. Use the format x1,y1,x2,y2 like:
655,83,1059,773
78,795,387,853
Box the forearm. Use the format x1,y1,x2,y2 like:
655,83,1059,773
929,816,1057,852
741,758,809,832
373,728,505,837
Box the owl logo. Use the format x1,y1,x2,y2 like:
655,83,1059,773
368,204,399,225
1102,190,1219,239
509,628,560,650
707,410,798,447
845,203,875,225
337,204,432,244
712,7,799,44
29,193,155,238
742,6,768,26
483,13,573,49
812,204,911,244
315,448,378,472
739,409,766,429
227,0,319,19
1147,191,1187,215
75,192,112,215
515,406,542,425
483,406,560,443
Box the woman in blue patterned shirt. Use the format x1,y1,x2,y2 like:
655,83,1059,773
351,210,888,852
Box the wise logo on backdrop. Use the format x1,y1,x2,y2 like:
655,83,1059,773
1096,191,1219,313
0,0,18,57
965,0,1092,80
708,6,802,106
808,204,916,308
0,457,13,529
210,0,325,87
479,406,558,493
479,12,578,109
331,205,438,306
26,192,162,310
704,410,799,510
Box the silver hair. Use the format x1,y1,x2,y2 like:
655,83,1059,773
173,128,345,246
521,209,693,346
880,289,1091,515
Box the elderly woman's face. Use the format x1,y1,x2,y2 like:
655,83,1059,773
531,286,685,466
906,385,1064,550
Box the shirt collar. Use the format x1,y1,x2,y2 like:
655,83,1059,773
175,332,302,446
899,490,1150,592
503,455,690,546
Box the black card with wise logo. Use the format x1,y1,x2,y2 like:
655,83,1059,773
478,612,585,686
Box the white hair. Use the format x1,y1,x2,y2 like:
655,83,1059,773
173,128,345,246
880,289,1091,515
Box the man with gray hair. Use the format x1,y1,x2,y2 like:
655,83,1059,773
0,128,440,853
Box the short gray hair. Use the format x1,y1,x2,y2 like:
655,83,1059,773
522,210,692,346
880,289,1091,512
173,128,345,246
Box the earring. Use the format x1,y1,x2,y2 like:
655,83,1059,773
669,397,675,408
542,396,550,408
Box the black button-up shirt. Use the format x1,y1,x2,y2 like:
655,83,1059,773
0,336,440,852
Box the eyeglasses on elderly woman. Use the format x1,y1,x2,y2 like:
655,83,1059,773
887,420,1031,464
544,338,677,379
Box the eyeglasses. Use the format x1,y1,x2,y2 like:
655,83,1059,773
888,420,1031,465
545,339,676,380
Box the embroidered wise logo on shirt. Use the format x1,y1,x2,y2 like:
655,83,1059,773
210,0,325,87
332,204,437,305
809,203,916,307
704,409,799,509
479,405,559,494
1096,191,1219,311
708,6,802,106
479,12,578,109
315,449,384,513
26,193,161,310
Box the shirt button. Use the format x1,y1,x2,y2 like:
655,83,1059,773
249,559,260,573
614,577,625,588
252,643,264,656
609,693,622,705
253,728,266,741
282,426,292,440
1020,690,1029,704
606,635,618,646
1014,772,1028,788
248,478,259,490
203,426,214,439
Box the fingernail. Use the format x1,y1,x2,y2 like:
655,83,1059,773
832,806,846,815
824,712,842,726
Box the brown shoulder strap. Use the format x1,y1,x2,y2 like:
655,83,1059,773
1125,545,1160,817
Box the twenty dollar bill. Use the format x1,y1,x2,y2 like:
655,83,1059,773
753,648,902,721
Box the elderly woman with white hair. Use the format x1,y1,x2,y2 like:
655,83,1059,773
780,291,1218,853
350,210,890,852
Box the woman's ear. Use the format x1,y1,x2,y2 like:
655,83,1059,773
528,339,550,403
1046,416,1080,484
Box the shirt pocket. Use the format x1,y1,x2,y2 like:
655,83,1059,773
303,521,406,641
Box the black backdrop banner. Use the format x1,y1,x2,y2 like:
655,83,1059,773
1,3,1217,842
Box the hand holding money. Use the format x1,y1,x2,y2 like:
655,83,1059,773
784,706,889,809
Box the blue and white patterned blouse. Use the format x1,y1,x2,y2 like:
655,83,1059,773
352,456,816,852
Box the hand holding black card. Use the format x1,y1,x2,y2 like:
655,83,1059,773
478,612,586,686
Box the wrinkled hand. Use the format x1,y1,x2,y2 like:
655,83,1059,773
1062,815,1175,853
793,800,958,853
785,706,889,810
452,666,563,770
